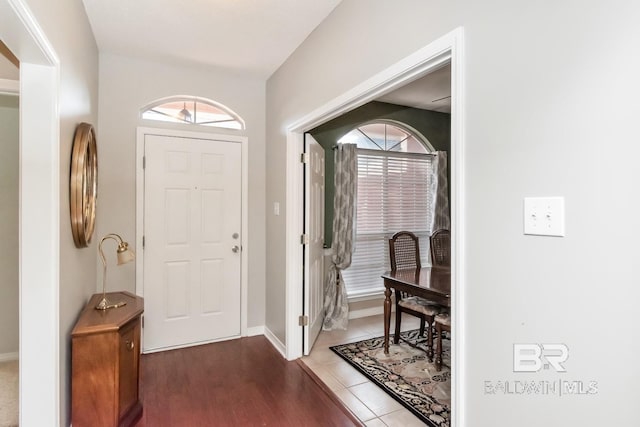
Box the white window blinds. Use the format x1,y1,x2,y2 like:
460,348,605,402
342,149,434,297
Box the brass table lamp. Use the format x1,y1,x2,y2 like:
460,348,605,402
96,233,135,310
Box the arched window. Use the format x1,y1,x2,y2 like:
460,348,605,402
337,121,433,153
140,96,245,130
338,121,436,297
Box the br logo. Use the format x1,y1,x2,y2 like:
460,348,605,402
513,344,569,372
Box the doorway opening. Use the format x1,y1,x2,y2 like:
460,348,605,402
0,39,19,427
285,27,465,425
1,2,62,424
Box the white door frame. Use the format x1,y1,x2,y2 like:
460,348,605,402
1,0,61,425
135,127,249,340
284,27,466,426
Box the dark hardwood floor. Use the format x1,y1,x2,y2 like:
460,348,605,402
135,335,361,427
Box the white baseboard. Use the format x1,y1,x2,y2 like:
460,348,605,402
0,352,18,362
349,305,385,319
246,325,265,337
263,326,286,358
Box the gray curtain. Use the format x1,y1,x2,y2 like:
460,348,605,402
323,143,357,330
431,151,450,232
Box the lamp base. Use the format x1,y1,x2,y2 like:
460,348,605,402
95,297,127,310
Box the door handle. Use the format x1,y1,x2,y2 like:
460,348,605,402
232,245,240,253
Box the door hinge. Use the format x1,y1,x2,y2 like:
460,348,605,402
142,235,145,249
141,316,144,328
300,234,309,245
298,315,309,326
300,152,309,164
143,156,146,169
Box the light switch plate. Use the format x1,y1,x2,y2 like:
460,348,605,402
523,197,565,237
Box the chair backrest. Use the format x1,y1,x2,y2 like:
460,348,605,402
388,231,421,271
430,229,451,267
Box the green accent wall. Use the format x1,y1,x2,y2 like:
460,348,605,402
309,101,451,247
0,94,19,355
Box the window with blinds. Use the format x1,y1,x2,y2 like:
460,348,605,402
342,149,434,297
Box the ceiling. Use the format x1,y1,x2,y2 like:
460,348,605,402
82,0,342,78
7,2,450,112
377,63,451,113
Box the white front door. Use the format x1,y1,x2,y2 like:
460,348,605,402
303,133,325,355
143,133,242,352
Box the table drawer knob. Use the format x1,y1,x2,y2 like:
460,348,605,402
126,340,135,351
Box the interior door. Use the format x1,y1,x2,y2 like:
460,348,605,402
303,133,325,355
143,133,242,352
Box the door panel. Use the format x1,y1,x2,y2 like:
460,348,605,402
304,134,325,355
143,134,241,352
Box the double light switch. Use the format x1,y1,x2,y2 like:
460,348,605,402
523,197,565,237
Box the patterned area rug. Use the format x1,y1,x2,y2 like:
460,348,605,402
330,330,450,426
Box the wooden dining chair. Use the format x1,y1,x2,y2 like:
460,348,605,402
434,310,451,371
430,229,451,267
389,231,443,360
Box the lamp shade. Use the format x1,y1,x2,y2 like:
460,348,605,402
116,242,135,265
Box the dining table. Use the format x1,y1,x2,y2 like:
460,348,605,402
382,266,451,354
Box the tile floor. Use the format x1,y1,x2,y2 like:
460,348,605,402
301,313,431,427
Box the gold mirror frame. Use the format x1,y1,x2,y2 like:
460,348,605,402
70,123,98,248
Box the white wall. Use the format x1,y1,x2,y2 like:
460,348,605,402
0,94,18,357
267,0,640,425
97,53,266,329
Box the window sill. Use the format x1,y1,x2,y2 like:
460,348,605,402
347,291,385,303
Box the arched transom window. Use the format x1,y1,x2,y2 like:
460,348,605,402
140,96,245,130
338,121,431,153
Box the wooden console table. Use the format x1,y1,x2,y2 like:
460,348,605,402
71,291,144,427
